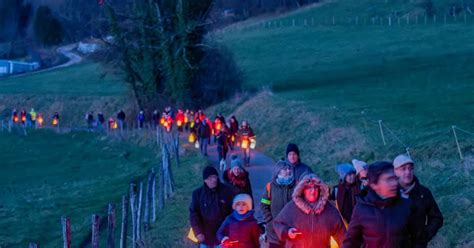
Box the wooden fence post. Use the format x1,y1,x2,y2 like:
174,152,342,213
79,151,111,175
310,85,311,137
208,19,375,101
120,195,128,248
130,183,137,248
151,167,157,222
136,182,143,242
61,216,71,248
91,214,100,248
107,204,116,248
378,120,387,146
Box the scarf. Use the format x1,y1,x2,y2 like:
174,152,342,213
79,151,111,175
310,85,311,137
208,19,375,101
276,175,295,185
227,170,248,188
232,210,254,221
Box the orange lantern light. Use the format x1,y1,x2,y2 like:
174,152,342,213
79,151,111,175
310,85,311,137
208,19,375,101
37,115,44,126
21,116,26,122
177,120,183,127
160,117,166,125
13,116,19,123
231,135,235,142
113,121,118,129
52,118,58,126
241,138,249,149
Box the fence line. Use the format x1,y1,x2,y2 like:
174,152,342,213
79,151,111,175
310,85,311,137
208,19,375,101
219,11,474,33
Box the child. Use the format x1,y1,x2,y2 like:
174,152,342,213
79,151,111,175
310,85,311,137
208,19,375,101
217,194,261,248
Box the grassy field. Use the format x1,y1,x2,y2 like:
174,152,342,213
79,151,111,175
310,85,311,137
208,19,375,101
0,63,127,96
0,62,137,128
211,0,474,246
0,129,158,247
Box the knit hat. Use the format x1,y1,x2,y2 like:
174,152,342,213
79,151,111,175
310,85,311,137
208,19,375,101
202,166,218,180
230,155,243,169
336,163,356,180
232,193,253,210
352,159,368,175
393,154,414,169
286,143,300,157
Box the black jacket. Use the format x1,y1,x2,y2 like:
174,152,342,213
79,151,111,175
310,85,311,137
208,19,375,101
291,161,313,181
197,122,212,139
404,177,443,248
189,182,235,246
342,190,416,248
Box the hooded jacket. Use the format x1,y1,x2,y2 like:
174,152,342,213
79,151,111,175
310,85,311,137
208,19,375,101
217,211,261,248
260,161,296,245
273,174,346,248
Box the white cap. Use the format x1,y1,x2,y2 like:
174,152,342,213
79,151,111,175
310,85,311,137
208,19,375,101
393,154,414,169
352,159,367,175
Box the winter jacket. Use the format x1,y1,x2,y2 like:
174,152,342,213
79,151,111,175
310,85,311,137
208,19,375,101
403,177,443,248
217,211,261,248
223,169,253,197
273,174,346,248
260,180,296,245
197,122,212,139
189,182,235,246
290,162,313,182
342,189,417,248
329,182,361,224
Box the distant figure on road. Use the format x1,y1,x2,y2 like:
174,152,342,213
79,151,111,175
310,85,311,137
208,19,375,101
117,110,126,131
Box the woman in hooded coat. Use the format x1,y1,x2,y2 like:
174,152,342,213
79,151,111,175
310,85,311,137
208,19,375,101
273,174,346,248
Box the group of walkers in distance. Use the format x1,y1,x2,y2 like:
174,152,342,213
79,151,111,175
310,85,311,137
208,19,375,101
8,108,55,128
189,140,444,248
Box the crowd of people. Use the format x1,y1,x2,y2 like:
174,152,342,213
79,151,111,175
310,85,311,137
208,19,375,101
7,106,444,247
189,142,444,248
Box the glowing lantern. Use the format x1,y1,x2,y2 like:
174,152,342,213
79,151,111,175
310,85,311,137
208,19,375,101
160,117,166,125
37,115,44,126
184,115,188,124
52,118,59,126
250,138,256,149
190,121,195,129
194,140,200,149
187,228,198,243
13,116,19,123
330,236,339,248
188,133,197,143
112,121,118,129
241,138,249,149
177,120,183,127
215,122,222,132
231,135,235,142
21,115,26,123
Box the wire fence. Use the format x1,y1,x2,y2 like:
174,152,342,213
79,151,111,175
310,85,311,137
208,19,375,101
219,10,474,33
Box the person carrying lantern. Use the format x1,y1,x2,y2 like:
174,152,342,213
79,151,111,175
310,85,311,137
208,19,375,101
176,109,185,132
237,121,255,167
11,109,19,124
52,112,60,128
20,109,27,125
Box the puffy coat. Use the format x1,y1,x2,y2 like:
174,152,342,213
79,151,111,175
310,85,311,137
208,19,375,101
273,174,346,248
